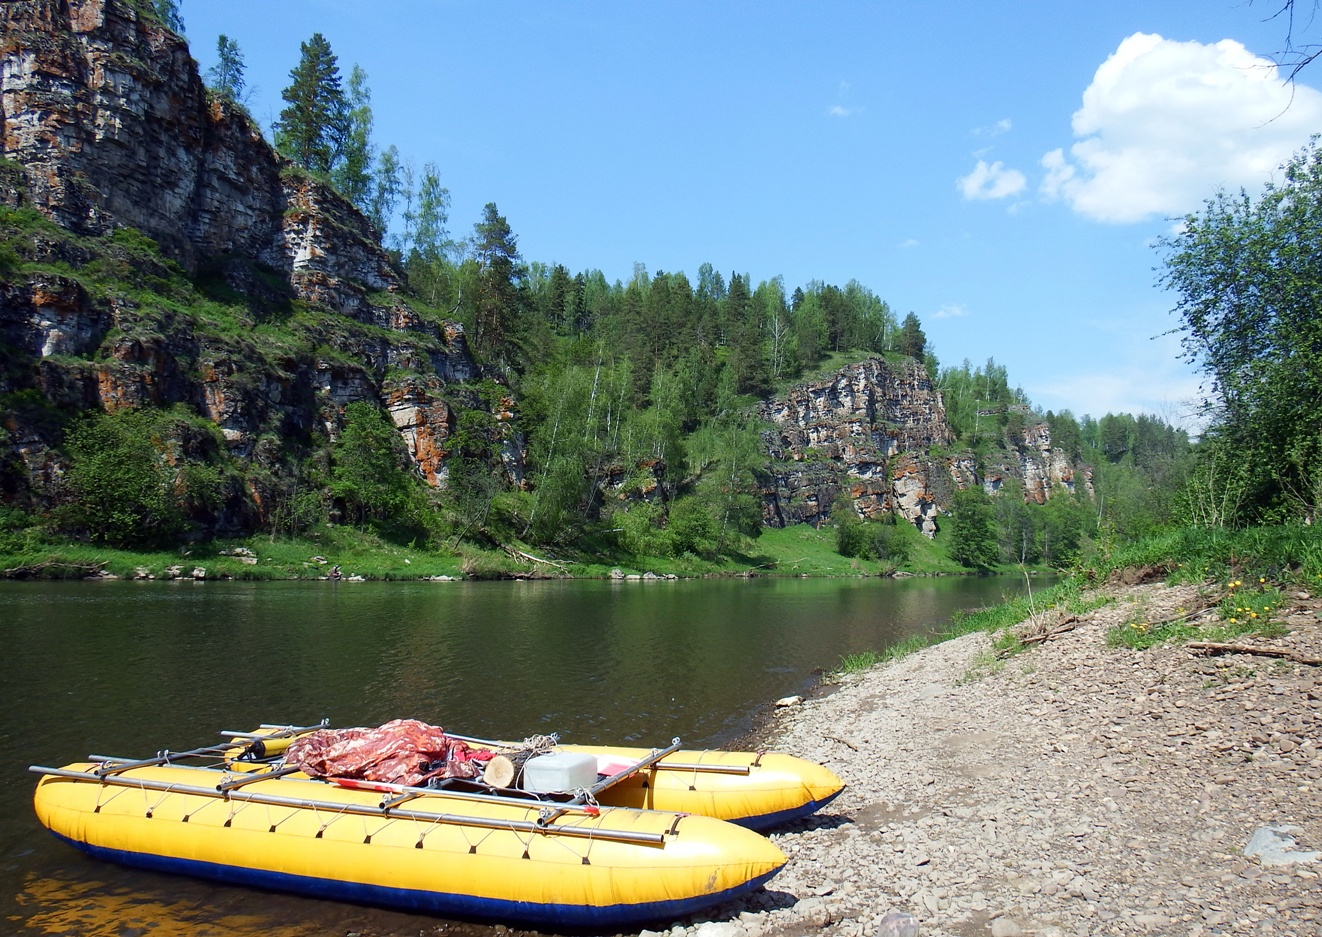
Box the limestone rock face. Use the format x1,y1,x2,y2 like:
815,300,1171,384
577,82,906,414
763,358,951,465
2,0,282,268
0,0,522,520
761,358,953,535
760,357,1092,536
981,422,1094,503
0,0,407,318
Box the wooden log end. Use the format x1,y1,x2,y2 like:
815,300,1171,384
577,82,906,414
483,754,517,788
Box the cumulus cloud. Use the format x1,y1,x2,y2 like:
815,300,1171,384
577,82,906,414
828,105,853,118
931,304,968,319
1041,32,1322,223
898,238,920,249
957,160,1027,200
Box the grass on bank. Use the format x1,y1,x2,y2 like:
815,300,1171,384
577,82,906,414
1,518,983,582
831,521,1322,679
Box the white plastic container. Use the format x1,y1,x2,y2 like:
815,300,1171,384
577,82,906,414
522,751,599,793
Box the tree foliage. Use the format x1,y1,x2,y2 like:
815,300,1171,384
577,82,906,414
331,401,419,528
471,202,523,358
153,0,183,34
898,312,926,359
947,486,999,569
1162,138,1322,523
332,65,375,214
57,407,233,548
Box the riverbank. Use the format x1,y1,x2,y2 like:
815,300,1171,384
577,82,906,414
0,521,980,581
686,575,1322,937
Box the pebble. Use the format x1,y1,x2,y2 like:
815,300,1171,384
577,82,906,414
650,580,1322,937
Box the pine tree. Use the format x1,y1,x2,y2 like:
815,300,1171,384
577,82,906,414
898,312,927,359
726,273,770,396
472,203,522,356
207,35,245,104
274,33,349,176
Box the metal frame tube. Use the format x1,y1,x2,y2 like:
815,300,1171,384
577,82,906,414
29,766,667,847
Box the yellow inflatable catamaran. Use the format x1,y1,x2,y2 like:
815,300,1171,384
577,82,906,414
31,722,840,928
448,732,844,831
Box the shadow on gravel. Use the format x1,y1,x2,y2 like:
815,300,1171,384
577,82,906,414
749,889,801,912
771,811,853,835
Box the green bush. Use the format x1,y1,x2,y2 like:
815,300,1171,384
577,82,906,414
331,401,420,528
60,409,186,548
667,496,717,557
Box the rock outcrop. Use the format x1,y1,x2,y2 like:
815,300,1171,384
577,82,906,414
1,0,406,317
760,357,1091,536
0,0,520,523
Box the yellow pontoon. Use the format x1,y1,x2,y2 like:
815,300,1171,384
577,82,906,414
31,726,788,929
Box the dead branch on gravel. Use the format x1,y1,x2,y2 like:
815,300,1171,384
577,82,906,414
1016,615,1081,649
1145,599,1222,629
1187,642,1322,666
825,735,859,751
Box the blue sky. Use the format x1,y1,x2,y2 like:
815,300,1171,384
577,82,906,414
182,1,1322,426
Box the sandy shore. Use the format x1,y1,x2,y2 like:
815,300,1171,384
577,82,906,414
670,578,1322,937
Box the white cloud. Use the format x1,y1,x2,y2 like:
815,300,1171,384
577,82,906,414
1035,369,1204,427
932,304,968,319
1041,32,1322,223
1032,333,1205,426
828,105,853,118
973,118,1013,137
957,160,1027,200
898,238,920,249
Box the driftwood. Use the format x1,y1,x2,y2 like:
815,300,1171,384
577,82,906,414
1186,642,1322,667
501,546,569,571
1005,597,1225,659
2,559,108,579
1143,599,1222,629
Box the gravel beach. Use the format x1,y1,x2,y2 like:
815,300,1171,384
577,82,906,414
672,578,1322,937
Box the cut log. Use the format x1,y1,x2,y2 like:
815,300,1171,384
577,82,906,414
483,755,517,788
482,750,540,788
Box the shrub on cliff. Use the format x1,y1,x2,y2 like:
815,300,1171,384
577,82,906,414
330,401,422,530
59,408,187,548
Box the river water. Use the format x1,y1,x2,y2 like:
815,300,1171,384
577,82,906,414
0,575,1035,936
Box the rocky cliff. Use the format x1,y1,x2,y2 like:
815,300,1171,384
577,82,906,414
760,357,1092,536
0,0,517,525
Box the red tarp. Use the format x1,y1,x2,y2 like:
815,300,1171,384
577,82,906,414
284,718,494,786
